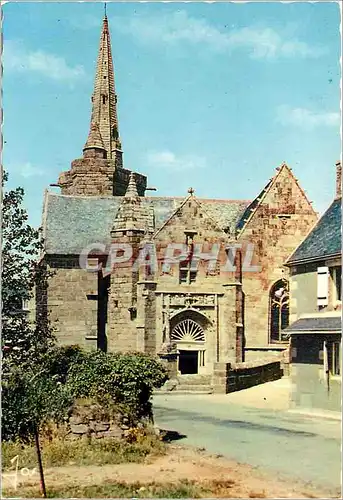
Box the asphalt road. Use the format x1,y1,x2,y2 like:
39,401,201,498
153,394,341,496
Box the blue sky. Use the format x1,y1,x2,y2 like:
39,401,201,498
3,1,341,228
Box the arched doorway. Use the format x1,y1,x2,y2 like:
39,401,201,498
170,310,208,374
269,279,289,343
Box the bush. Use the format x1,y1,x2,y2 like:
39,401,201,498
1,363,73,443
66,350,168,424
2,346,168,442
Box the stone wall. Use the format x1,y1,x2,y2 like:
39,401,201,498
245,346,290,375
238,164,318,347
107,233,144,352
64,402,132,441
212,359,283,394
58,156,147,197
58,157,116,196
46,256,98,349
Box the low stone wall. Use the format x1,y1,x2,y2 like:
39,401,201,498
64,402,131,441
245,345,291,376
213,359,283,394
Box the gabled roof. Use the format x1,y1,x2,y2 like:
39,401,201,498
286,198,342,265
236,179,272,233
153,192,230,239
42,192,249,255
236,162,314,236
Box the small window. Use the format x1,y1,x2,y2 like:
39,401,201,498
179,260,198,285
332,266,342,302
325,341,341,376
190,271,197,283
269,279,290,343
179,268,188,284
102,95,106,104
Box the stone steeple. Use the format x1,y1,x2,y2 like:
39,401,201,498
87,13,123,166
56,14,148,197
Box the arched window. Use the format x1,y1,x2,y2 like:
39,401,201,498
171,318,205,343
269,279,289,343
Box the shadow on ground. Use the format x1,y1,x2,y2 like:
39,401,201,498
160,429,187,442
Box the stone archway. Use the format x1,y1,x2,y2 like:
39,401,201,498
171,318,205,343
170,309,209,375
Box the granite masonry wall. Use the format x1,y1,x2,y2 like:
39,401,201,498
64,402,136,441
237,165,317,349
212,359,284,394
46,257,99,350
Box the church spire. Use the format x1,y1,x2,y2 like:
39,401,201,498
87,13,122,165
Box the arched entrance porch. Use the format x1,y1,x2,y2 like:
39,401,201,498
170,309,210,375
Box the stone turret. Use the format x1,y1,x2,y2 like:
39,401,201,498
83,122,106,158
110,173,150,235
107,174,151,351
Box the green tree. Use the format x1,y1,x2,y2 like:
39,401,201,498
1,170,54,365
1,170,64,444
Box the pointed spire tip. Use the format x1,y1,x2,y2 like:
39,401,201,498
125,172,139,198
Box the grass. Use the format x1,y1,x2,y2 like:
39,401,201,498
2,432,165,469
2,479,237,498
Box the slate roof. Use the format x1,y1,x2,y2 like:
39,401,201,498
286,198,342,265
43,192,249,255
236,179,272,232
285,316,342,334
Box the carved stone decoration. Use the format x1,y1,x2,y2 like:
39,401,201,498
167,293,216,308
169,294,185,306
171,319,205,343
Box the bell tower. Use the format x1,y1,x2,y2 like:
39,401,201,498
56,13,147,197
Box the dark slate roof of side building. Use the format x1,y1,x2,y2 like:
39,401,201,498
284,316,341,334
286,198,342,265
42,192,250,255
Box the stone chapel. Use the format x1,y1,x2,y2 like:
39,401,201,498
39,15,318,378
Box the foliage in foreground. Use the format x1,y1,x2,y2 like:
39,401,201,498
1,171,54,366
66,348,168,423
2,345,168,442
2,431,165,470
2,480,214,499
1,172,168,444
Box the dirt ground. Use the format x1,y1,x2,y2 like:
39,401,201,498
2,444,336,498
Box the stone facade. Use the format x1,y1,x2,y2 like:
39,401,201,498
39,15,321,383
237,164,317,351
45,257,99,350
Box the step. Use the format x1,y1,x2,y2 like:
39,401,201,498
176,384,213,391
176,375,212,386
164,390,213,395
156,389,213,395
